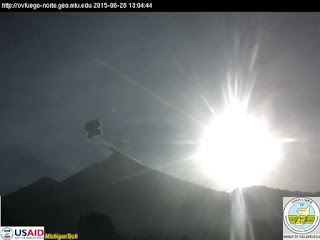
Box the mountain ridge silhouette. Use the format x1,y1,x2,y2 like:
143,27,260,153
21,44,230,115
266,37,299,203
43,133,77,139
2,152,318,240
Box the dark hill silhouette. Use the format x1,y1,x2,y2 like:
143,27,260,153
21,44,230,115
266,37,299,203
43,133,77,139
3,153,230,239
242,186,319,231
2,176,60,227
5,177,59,201
2,152,318,240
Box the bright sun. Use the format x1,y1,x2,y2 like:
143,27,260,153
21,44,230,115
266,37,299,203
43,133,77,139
197,98,283,190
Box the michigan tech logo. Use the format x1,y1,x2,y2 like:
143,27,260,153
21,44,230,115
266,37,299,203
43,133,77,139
284,197,320,234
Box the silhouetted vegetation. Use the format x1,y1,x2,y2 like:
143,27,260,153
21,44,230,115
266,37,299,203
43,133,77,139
77,212,119,240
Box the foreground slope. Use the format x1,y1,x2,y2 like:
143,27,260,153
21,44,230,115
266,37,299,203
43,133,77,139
3,153,230,239
3,152,318,240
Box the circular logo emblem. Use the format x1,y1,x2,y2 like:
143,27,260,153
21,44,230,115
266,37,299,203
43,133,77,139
284,197,320,234
1,228,13,240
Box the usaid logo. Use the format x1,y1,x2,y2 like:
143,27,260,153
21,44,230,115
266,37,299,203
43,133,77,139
0,227,44,240
1,228,13,240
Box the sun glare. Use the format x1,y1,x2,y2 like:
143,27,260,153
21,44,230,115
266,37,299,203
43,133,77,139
197,98,283,190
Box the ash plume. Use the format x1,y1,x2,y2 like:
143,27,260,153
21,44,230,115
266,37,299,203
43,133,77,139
84,118,118,154
85,119,103,140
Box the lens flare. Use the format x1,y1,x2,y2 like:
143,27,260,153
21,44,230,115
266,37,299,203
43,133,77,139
197,98,283,190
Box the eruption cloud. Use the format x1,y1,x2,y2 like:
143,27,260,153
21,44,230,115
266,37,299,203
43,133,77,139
84,118,118,154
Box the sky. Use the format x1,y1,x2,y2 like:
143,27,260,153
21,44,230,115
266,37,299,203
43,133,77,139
1,12,320,194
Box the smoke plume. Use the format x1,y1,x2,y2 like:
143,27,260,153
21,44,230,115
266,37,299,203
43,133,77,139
84,118,118,154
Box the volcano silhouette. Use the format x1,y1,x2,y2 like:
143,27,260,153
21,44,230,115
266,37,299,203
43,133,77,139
2,152,318,240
